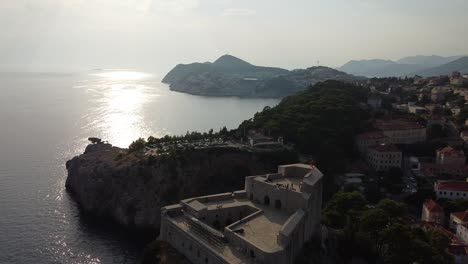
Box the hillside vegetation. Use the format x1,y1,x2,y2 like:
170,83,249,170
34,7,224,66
239,80,369,175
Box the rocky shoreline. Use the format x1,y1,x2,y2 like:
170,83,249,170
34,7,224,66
65,142,298,232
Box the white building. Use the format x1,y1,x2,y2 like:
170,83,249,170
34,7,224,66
366,144,402,171
408,106,426,114
457,224,468,244
450,211,468,230
434,180,468,200
421,199,444,225
355,131,389,155
451,77,465,86
159,164,323,264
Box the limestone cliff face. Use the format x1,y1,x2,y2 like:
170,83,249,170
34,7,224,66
65,143,297,231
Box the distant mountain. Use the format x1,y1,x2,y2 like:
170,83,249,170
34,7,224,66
338,55,465,77
339,59,396,76
253,66,364,97
412,56,468,76
162,55,363,98
397,55,464,66
339,59,427,77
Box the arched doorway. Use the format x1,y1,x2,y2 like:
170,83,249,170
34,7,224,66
275,199,282,209
264,196,270,206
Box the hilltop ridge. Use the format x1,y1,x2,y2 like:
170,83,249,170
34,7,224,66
162,55,363,98
339,54,467,77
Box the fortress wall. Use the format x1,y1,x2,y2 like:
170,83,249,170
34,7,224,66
247,180,307,213
224,229,287,264
161,217,227,264
200,205,259,230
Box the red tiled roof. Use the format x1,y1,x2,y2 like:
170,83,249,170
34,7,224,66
424,199,443,213
452,211,468,222
421,163,468,171
418,222,459,243
436,181,468,192
449,244,468,256
369,144,400,153
375,119,424,131
356,131,386,140
438,146,464,156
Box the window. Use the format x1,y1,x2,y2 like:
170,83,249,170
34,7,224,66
264,196,270,206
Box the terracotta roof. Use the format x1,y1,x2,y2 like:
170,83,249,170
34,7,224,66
436,181,468,192
375,119,424,131
452,211,468,222
424,199,443,213
421,163,468,171
418,222,459,243
438,146,464,157
449,244,468,256
369,144,400,153
356,131,386,140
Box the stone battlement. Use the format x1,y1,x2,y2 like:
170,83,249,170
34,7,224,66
160,164,323,264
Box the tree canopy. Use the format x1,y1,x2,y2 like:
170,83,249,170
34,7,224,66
323,192,453,264
239,81,369,175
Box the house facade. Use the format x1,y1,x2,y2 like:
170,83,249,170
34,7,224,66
435,180,468,200
450,211,468,230
421,199,444,225
366,144,402,171
436,146,466,166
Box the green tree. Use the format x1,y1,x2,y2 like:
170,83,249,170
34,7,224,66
364,183,384,203
128,138,146,153
323,191,367,228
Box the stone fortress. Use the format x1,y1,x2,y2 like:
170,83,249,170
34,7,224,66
159,164,323,264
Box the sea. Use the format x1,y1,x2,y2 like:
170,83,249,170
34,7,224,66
0,70,279,264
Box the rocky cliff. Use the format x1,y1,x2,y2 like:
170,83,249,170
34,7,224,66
65,143,297,231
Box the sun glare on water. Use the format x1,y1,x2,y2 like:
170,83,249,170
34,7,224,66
84,70,155,148
95,70,150,81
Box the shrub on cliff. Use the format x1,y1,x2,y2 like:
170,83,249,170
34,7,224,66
129,138,146,153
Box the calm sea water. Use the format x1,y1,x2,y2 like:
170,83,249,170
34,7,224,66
0,71,279,264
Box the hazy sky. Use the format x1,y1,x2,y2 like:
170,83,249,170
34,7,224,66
1,0,467,73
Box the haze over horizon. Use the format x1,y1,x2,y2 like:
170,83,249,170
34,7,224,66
1,0,468,73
